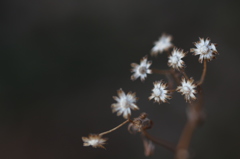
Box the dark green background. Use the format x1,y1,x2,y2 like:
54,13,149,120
1,0,240,159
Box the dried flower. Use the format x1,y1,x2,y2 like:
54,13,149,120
149,81,171,104
82,134,107,149
168,48,186,70
131,56,152,81
111,88,139,119
151,33,173,56
128,113,152,134
176,77,197,102
190,37,218,63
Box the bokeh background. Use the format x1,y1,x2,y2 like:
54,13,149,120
1,0,240,159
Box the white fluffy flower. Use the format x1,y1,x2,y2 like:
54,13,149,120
176,77,197,103
168,48,186,70
190,37,218,63
111,88,139,119
82,134,107,149
151,34,173,56
131,56,152,81
149,81,171,104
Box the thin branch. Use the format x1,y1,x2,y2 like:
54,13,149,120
168,89,176,93
170,69,181,85
151,68,171,75
99,120,129,136
197,59,207,85
142,130,176,152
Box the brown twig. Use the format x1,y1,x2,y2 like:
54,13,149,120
168,89,176,93
152,68,171,75
142,130,176,152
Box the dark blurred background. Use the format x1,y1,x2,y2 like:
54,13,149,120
1,0,240,159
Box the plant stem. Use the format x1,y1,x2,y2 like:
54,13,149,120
198,59,207,85
168,89,176,92
142,130,176,152
99,120,129,136
175,86,203,159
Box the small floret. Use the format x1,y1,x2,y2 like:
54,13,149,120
131,56,152,82
149,81,171,104
82,134,107,149
190,37,218,63
168,48,187,70
111,88,139,119
151,33,173,56
176,77,197,102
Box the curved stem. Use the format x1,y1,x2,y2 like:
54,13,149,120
180,69,189,80
142,130,176,152
175,86,204,159
175,121,196,158
198,59,207,85
99,120,129,136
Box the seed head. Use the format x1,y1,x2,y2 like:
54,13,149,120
128,113,152,134
168,48,187,70
111,88,139,119
149,81,172,104
131,56,152,82
190,37,218,63
151,33,173,56
176,77,197,103
82,134,107,149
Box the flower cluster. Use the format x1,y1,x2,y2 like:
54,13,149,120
83,33,218,155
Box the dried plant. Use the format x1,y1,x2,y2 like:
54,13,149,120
82,34,218,159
